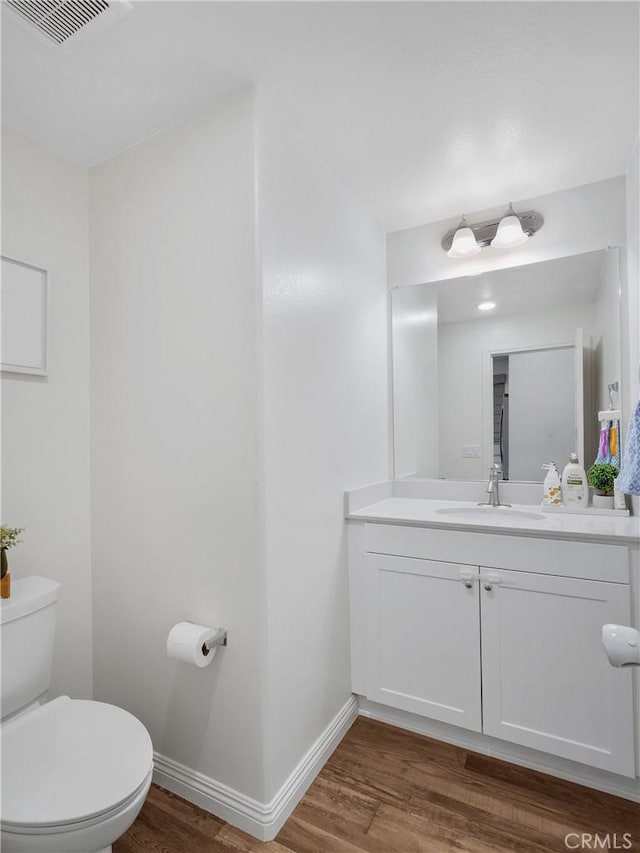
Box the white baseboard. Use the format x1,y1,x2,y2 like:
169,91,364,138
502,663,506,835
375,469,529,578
153,694,358,841
359,698,640,804
152,753,268,839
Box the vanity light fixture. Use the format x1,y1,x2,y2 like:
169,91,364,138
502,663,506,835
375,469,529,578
442,206,543,258
478,301,496,311
491,203,529,249
446,216,481,258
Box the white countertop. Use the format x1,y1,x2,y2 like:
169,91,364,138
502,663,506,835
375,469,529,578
347,498,640,543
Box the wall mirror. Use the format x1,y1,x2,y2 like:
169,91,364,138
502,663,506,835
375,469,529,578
392,249,621,483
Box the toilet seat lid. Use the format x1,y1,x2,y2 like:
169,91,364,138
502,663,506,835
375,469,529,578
1,696,153,828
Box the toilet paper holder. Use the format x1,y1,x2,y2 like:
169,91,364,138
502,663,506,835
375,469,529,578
201,627,228,657
602,624,640,667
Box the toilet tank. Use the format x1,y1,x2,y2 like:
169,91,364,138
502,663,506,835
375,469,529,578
1,576,60,720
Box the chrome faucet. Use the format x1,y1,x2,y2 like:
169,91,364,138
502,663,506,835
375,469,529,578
479,464,511,508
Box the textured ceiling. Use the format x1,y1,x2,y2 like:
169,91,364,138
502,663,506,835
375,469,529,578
2,1,638,230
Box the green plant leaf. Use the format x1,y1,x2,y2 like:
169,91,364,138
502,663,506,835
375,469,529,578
587,463,618,494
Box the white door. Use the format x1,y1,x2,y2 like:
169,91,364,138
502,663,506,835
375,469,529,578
508,346,576,480
366,555,482,731
480,568,635,776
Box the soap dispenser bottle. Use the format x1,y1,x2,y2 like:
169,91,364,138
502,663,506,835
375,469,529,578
542,462,562,505
562,453,588,507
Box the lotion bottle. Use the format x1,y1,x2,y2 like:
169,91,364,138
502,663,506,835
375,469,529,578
542,462,562,505
561,453,588,507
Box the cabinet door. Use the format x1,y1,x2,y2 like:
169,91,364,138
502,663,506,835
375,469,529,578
366,555,481,731
480,568,635,776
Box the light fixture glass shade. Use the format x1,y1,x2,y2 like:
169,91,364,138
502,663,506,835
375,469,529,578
447,224,481,258
491,212,528,249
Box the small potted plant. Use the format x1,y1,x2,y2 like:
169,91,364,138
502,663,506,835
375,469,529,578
587,463,618,510
0,525,24,599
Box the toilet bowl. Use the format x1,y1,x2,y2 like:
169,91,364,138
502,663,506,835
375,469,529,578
1,695,154,853
1,577,154,851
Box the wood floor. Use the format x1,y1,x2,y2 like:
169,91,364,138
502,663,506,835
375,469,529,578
115,717,640,852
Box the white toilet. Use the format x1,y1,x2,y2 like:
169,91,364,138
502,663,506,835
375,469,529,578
1,576,154,853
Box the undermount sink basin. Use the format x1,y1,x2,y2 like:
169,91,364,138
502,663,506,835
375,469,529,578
435,506,546,522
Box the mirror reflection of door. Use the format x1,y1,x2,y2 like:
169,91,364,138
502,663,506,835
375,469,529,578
494,347,576,482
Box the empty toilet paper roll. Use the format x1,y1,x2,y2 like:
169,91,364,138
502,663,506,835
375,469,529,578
166,622,218,667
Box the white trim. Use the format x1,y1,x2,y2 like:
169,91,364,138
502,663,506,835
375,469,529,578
359,698,640,804
152,695,358,841
152,753,266,839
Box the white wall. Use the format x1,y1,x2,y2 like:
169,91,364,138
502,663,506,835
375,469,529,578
89,90,269,802
387,178,626,289
624,135,640,780
88,86,389,821
257,100,389,800
622,135,639,515
624,136,639,410
391,284,438,478
437,303,595,480
594,250,623,414
1,125,93,700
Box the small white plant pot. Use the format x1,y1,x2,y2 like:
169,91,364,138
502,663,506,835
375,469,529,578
592,493,615,509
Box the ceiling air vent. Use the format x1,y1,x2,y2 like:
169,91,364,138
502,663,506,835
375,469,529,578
6,0,132,50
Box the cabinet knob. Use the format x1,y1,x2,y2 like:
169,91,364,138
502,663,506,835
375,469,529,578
484,583,493,592
464,581,473,589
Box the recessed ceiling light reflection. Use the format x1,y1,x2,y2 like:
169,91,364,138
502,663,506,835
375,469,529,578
478,301,496,311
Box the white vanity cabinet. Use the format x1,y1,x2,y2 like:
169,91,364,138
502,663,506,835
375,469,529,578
350,518,638,780
366,555,482,730
480,568,634,776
